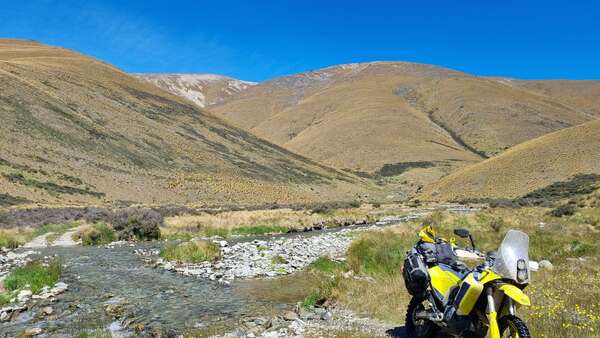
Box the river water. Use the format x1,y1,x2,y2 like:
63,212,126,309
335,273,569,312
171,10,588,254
1,212,433,337
1,242,316,337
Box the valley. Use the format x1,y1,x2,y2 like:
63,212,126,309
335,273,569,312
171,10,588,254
1,38,599,338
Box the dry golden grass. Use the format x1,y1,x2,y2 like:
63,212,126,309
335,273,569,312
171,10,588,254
307,207,600,337
0,39,371,206
208,62,594,181
510,79,600,118
421,119,600,201
161,206,394,238
0,227,34,248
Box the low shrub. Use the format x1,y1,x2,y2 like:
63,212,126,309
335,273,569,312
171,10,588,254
3,258,61,294
74,223,116,246
159,240,220,263
109,208,162,241
550,204,576,218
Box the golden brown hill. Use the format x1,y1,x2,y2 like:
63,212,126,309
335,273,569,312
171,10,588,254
208,62,592,176
507,79,600,117
420,119,600,201
0,39,369,206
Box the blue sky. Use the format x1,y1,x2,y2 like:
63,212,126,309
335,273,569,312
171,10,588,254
1,0,599,82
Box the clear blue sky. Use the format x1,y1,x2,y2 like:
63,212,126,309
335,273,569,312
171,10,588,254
1,0,599,82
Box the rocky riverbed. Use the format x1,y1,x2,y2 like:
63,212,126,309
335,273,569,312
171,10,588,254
139,215,422,283
139,227,369,282
0,213,423,337
0,248,35,279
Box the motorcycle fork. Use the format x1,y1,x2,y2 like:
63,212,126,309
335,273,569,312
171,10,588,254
486,287,501,338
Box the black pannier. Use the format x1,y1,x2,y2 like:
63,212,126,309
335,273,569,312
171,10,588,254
402,248,429,297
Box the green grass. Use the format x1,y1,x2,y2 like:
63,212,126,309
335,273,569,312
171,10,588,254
161,232,194,241
201,227,231,238
3,258,61,294
271,255,287,265
307,257,347,274
161,224,289,241
159,240,221,263
302,290,322,308
0,292,13,306
230,225,289,236
75,223,116,246
346,231,412,276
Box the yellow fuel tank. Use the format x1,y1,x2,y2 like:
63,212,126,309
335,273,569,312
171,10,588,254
428,265,462,302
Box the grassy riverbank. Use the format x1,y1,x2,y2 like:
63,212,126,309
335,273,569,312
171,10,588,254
159,204,407,240
306,207,600,337
0,258,61,305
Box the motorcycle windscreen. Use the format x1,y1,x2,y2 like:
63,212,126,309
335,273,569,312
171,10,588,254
492,230,530,284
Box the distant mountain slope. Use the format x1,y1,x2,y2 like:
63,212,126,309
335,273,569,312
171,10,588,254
0,39,367,206
134,74,256,108
505,79,600,117
208,62,592,175
420,119,600,201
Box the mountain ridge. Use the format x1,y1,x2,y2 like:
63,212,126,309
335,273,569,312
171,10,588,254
0,39,370,206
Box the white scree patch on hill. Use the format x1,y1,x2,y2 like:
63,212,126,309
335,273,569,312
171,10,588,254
134,73,256,107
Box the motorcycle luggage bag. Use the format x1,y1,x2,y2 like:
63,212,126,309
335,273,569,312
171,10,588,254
402,248,429,297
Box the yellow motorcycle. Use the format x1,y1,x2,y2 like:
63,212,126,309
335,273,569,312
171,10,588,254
402,226,535,338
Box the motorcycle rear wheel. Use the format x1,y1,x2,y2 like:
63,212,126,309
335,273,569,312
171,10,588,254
499,315,531,338
405,297,440,338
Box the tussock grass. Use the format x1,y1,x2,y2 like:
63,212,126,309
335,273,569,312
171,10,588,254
307,257,347,274
161,207,381,239
3,258,61,294
347,231,413,276
73,223,116,246
307,207,600,337
0,228,32,248
0,292,11,306
159,240,221,263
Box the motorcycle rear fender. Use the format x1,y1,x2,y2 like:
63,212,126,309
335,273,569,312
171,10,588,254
499,284,531,306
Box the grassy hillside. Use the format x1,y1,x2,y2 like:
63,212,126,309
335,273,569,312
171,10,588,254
420,119,600,201
508,79,600,118
205,62,592,178
0,39,370,206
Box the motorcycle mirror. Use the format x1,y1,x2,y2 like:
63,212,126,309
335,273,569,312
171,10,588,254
453,228,470,238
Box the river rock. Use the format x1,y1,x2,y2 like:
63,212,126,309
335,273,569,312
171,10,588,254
22,328,43,337
17,289,32,303
42,306,53,315
320,310,333,321
282,310,298,321
539,260,554,270
51,282,68,294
